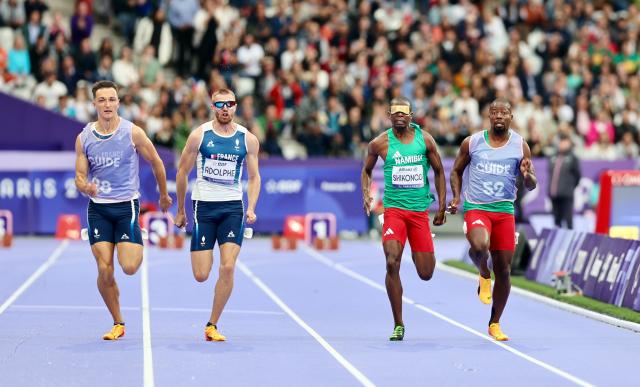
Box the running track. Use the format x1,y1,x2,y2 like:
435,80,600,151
1,237,638,386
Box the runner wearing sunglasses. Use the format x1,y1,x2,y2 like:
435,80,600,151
175,88,261,341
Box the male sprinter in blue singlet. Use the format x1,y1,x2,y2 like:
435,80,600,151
175,88,261,341
75,80,172,340
448,98,537,341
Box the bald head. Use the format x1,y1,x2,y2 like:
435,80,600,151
490,98,512,112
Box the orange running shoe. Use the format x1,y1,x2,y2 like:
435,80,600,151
478,276,492,305
204,324,226,341
102,323,125,340
488,323,509,341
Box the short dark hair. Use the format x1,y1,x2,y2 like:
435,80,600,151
490,98,512,111
390,96,411,107
92,80,118,98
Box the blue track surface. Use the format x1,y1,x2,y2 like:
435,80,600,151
1,237,638,386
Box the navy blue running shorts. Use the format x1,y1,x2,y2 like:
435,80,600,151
191,200,245,251
87,199,142,245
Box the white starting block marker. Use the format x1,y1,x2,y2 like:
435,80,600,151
81,228,149,241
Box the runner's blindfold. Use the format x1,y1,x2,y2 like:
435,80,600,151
390,105,411,115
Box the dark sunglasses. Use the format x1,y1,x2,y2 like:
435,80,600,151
212,100,237,109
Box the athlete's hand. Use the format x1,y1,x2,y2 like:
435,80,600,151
433,210,446,226
447,197,460,214
84,182,98,197
246,209,257,224
159,194,172,212
520,158,533,178
363,193,373,216
174,210,187,229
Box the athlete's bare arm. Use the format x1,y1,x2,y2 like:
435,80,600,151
423,131,446,225
361,134,386,216
74,134,98,197
132,125,172,212
520,141,537,191
174,127,203,228
448,137,472,214
244,131,261,224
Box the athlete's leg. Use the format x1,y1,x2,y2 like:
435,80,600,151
464,210,493,304
114,199,143,275
382,208,409,329
486,213,516,341
209,242,241,325
383,240,405,327
88,201,124,325
489,250,513,325
192,250,214,282
407,210,435,281
464,210,491,278
190,200,217,282
92,242,122,323
116,243,143,275
208,204,244,326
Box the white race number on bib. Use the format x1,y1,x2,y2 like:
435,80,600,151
203,158,236,185
392,165,424,188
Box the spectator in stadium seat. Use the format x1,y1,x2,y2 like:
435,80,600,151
21,9,45,48
133,7,173,66
33,70,67,109
297,121,331,157
27,34,46,80
48,11,69,42
1,0,25,30
59,55,79,95
112,46,139,87
616,131,640,160
24,0,48,20
95,54,115,83
74,38,97,81
70,1,94,45
7,34,30,76
166,0,199,76
548,133,581,229
194,1,218,80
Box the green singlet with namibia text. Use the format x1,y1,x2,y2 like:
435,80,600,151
383,123,434,211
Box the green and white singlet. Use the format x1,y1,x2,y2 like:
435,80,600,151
382,124,434,212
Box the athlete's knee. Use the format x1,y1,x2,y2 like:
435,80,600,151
97,264,115,283
194,270,209,282
417,267,434,281
469,239,489,255
121,262,139,275
218,262,235,279
385,255,401,274
494,263,511,280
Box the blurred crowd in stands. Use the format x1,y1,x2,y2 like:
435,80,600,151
0,0,639,160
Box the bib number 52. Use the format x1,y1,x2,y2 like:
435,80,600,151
482,181,505,197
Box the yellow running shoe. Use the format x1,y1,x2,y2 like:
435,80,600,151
102,323,125,340
204,324,226,341
478,276,492,304
488,323,509,341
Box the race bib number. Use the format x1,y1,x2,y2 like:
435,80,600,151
203,158,236,185
392,165,424,188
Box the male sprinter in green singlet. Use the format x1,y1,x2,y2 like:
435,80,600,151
361,97,447,341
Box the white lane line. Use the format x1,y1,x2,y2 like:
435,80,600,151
301,245,595,387
436,261,640,333
237,260,376,387
10,304,283,315
141,248,155,387
0,240,69,316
